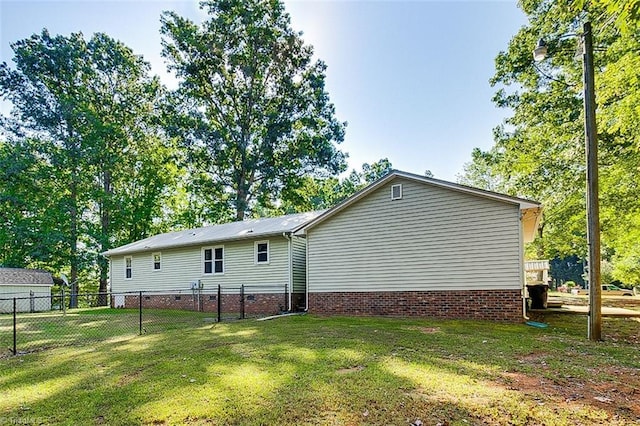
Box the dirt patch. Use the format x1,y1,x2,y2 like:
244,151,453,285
500,366,640,420
406,326,441,334
117,369,143,386
517,351,548,363
337,365,365,374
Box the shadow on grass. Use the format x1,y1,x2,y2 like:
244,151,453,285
0,314,638,424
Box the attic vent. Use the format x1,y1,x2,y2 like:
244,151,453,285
391,184,403,200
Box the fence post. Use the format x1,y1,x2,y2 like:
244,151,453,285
139,291,143,335
13,298,17,355
217,284,222,323
240,285,245,320
62,288,66,316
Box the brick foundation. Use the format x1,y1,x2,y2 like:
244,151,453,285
308,290,523,322
114,292,288,316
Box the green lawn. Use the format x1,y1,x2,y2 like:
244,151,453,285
0,308,216,356
1,312,639,425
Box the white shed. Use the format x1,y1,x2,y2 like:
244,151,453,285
295,170,542,321
0,268,54,313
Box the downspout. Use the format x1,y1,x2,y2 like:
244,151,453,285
108,256,112,293
520,210,529,320
304,231,309,312
283,232,292,312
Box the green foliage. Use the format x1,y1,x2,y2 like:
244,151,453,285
457,148,504,192
0,140,68,269
270,158,394,215
549,255,585,287
0,30,178,293
573,0,640,34
460,0,640,280
161,0,346,221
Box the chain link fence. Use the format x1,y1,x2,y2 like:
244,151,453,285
1,284,291,356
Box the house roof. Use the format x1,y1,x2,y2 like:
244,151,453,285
103,211,324,257
294,170,543,242
0,268,54,286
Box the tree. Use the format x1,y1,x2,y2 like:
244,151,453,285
549,255,585,288
461,0,640,282
0,139,68,270
272,158,394,214
457,148,504,192
161,0,346,222
0,30,177,304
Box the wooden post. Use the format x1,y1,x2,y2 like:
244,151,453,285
583,22,602,341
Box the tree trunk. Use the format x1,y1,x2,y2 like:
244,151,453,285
69,176,79,309
235,177,248,221
98,170,111,306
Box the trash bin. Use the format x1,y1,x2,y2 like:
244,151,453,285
526,284,549,309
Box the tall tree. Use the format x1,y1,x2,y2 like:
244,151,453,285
161,0,346,222
0,30,177,304
461,1,640,282
0,139,68,270
1,30,93,304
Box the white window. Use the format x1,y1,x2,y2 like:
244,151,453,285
203,246,224,275
124,256,133,280
391,184,403,200
255,240,269,264
152,252,161,271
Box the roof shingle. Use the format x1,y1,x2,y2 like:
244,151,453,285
103,211,323,256
0,268,54,286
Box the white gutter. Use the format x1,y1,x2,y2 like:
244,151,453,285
520,210,529,321
305,233,310,312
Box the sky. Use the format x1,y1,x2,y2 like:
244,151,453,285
0,0,527,182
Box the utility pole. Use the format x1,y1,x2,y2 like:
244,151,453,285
582,22,602,341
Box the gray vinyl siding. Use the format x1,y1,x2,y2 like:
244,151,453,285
307,177,522,293
0,285,52,313
291,236,307,294
110,236,290,293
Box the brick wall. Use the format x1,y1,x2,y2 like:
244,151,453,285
116,292,288,316
308,290,523,322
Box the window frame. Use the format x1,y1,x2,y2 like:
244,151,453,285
124,256,133,280
255,240,270,264
152,252,161,271
391,183,403,200
202,246,224,275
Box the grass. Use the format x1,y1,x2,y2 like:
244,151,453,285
0,308,222,356
0,312,639,425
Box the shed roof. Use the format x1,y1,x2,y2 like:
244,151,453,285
294,170,543,242
0,268,54,286
103,211,324,256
